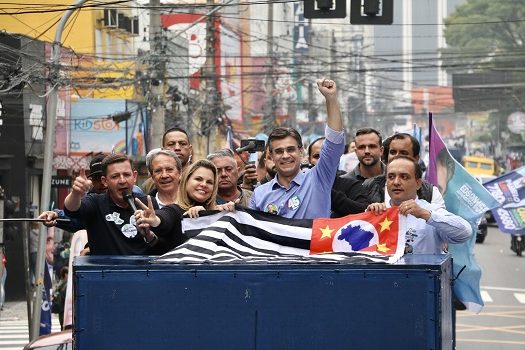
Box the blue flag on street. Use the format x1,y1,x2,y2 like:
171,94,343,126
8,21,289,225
483,166,525,235
426,114,499,313
225,125,235,151
39,261,52,335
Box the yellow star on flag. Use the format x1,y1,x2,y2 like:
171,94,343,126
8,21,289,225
320,225,334,239
379,217,393,232
376,243,390,253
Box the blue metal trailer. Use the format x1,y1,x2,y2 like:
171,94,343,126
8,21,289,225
74,254,453,349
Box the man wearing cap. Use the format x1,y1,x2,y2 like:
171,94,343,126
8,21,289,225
87,154,107,193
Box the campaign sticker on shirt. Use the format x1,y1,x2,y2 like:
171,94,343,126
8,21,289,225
404,228,417,254
121,224,137,238
265,203,278,215
105,212,124,225
288,196,301,211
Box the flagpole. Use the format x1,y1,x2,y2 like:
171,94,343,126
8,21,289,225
426,112,433,181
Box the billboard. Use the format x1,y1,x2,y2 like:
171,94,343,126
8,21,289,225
69,99,144,156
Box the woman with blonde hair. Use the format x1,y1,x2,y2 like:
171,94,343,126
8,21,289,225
135,159,234,252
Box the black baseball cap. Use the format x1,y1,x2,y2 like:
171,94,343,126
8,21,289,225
88,155,106,178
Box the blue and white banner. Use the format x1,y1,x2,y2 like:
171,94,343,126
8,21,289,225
483,166,525,235
426,114,499,313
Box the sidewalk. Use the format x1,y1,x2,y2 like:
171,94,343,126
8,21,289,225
0,300,31,322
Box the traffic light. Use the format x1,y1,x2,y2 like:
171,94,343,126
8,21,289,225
304,0,346,18
350,0,393,24
304,0,394,25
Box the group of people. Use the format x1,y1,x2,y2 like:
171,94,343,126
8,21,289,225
40,78,472,265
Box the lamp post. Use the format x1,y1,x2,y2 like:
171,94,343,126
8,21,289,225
31,0,87,340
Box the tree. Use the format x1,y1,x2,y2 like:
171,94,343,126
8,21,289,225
442,0,525,152
442,0,525,73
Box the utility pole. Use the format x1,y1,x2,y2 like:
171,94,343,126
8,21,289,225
264,0,276,133
149,0,165,149
33,0,87,339
330,30,336,79
356,35,366,127
203,0,220,155
307,19,315,123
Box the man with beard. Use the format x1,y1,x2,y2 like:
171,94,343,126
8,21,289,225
207,148,253,207
342,128,384,183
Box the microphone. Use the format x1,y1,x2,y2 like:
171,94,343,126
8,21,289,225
123,190,156,244
122,190,137,212
235,141,256,153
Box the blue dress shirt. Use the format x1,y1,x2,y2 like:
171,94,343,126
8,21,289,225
249,126,344,219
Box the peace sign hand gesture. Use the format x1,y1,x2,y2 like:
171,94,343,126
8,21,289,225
135,195,161,229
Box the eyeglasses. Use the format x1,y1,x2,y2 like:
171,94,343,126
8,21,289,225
272,146,301,155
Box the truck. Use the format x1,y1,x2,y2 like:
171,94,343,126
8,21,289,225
72,254,454,350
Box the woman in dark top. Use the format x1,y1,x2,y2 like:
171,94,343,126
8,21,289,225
136,159,235,253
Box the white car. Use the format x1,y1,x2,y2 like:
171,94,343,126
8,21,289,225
23,330,72,350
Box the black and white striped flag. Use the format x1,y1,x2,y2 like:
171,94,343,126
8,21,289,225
153,208,405,265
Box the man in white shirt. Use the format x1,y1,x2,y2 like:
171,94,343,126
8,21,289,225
367,156,471,254
364,132,445,208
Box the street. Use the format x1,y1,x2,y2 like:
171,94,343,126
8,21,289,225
456,225,525,349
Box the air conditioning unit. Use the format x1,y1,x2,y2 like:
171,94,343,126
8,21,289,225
103,9,117,27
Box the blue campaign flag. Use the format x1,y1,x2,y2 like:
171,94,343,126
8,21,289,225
225,125,235,151
39,261,53,335
483,166,525,235
426,114,499,313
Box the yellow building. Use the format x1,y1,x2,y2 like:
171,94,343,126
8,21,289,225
1,0,139,99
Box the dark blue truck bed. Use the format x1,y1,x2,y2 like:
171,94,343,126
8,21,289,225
74,254,453,350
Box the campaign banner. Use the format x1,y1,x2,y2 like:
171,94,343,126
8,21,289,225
427,114,499,313
483,166,525,235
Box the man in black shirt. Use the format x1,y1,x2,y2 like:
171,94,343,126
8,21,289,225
64,154,157,255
